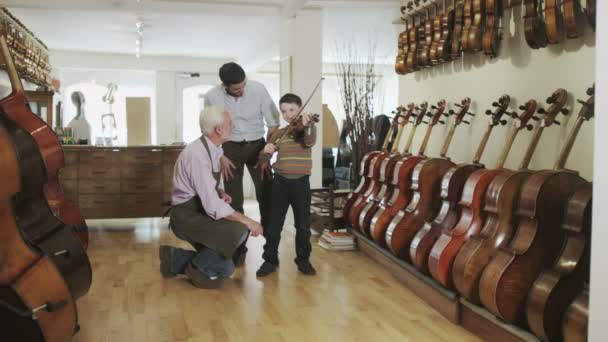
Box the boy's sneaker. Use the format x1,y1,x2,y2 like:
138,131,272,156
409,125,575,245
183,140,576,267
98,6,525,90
159,245,176,278
256,261,277,277
296,260,316,276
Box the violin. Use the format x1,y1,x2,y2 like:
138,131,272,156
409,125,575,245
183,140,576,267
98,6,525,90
461,0,474,52
452,90,568,302
428,96,536,289
369,102,429,245
419,3,436,68
467,0,485,52
429,1,444,65
482,0,502,57
406,9,421,73
478,86,594,325
586,0,596,31
526,182,592,341
358,106,416,237
411,97,509,274
437,0,455,63
564,0,584,38
450,0,465,59
524,0,548,49
545,0,563,44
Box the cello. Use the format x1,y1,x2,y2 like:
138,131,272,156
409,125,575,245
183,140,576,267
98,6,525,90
358,105,416,236
369,102,431,245
428,96,537,289
348,112,404,230
410,96,508,273
526,182,592,341
0,122,77,342
478,87,593,325
342,113,397,223
452,89,569,302
0,34,89,249
385,100,463,260
562,283,589,342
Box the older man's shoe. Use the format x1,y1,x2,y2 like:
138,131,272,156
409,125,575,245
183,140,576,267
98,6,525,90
185,263,223,289
233,246,248,267
256,261,277,277
159,245,176,278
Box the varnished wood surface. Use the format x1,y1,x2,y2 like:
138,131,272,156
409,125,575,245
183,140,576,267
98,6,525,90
72,202,479,342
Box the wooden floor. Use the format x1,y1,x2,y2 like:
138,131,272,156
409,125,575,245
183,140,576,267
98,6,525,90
73,201,479,342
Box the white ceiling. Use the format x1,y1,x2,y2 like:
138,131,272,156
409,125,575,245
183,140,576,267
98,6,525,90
7,0,400,67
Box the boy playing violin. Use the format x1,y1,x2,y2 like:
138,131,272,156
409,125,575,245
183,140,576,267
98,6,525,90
256,93,317,277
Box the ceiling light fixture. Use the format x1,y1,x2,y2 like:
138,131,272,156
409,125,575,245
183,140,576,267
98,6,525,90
135,20,144,58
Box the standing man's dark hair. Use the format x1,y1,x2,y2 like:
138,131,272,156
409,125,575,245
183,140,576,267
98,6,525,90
219,62,246,86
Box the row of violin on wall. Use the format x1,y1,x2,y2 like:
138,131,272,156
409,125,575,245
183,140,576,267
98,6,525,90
343,84,594,342
395,0,597,75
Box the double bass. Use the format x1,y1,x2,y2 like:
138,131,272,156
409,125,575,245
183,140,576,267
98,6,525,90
478,87,593,324
452,89,569,302
429,96,537,289
369,102,431,245
526,183,592,341
410,96,507,273
358,105,416,236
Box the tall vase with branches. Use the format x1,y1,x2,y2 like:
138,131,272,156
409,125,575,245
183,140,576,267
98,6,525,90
335,39,381,187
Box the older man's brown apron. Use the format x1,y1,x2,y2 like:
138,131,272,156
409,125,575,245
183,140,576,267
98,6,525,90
169,136,248,259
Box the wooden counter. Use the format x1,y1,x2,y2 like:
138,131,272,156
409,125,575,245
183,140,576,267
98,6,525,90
59,145,184,219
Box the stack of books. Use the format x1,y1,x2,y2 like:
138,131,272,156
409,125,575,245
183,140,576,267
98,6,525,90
318,229,356,251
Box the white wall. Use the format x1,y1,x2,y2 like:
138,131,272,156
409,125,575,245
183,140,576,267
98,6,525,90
589,2,606,340
398,10,595,180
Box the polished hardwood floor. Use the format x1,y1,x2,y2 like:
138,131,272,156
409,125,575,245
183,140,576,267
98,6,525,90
73,201,479,342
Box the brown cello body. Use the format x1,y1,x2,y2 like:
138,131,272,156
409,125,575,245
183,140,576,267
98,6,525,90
0,122,77,342
0,91,89,250
562,284,589,342
526,183,592,341
410,163,481,273
386,157,455,259
369,154,426,246
452,168,530,302
478,170,586,324
428,168,501,288
358,151,403,236
342,151,380,222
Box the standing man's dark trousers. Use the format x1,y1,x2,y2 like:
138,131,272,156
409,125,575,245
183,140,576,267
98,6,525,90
262,175,312,266
222,139,272,228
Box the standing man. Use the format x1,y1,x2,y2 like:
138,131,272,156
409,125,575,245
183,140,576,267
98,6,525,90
203,62,279,230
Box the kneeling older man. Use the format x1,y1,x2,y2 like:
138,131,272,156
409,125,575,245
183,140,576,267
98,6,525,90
160,105,263,288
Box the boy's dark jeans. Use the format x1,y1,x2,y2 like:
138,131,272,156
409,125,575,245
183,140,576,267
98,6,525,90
262,174,312,266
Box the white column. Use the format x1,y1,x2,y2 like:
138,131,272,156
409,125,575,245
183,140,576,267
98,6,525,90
280,7,323,188
589,2,606,341
155,71,177,144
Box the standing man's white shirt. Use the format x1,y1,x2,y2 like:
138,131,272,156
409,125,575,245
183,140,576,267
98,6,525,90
203,80,280,142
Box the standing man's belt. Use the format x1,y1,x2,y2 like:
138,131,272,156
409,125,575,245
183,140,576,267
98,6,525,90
228,138,264,145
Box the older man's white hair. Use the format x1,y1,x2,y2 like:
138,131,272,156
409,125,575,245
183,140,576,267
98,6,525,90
199,105,226,135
